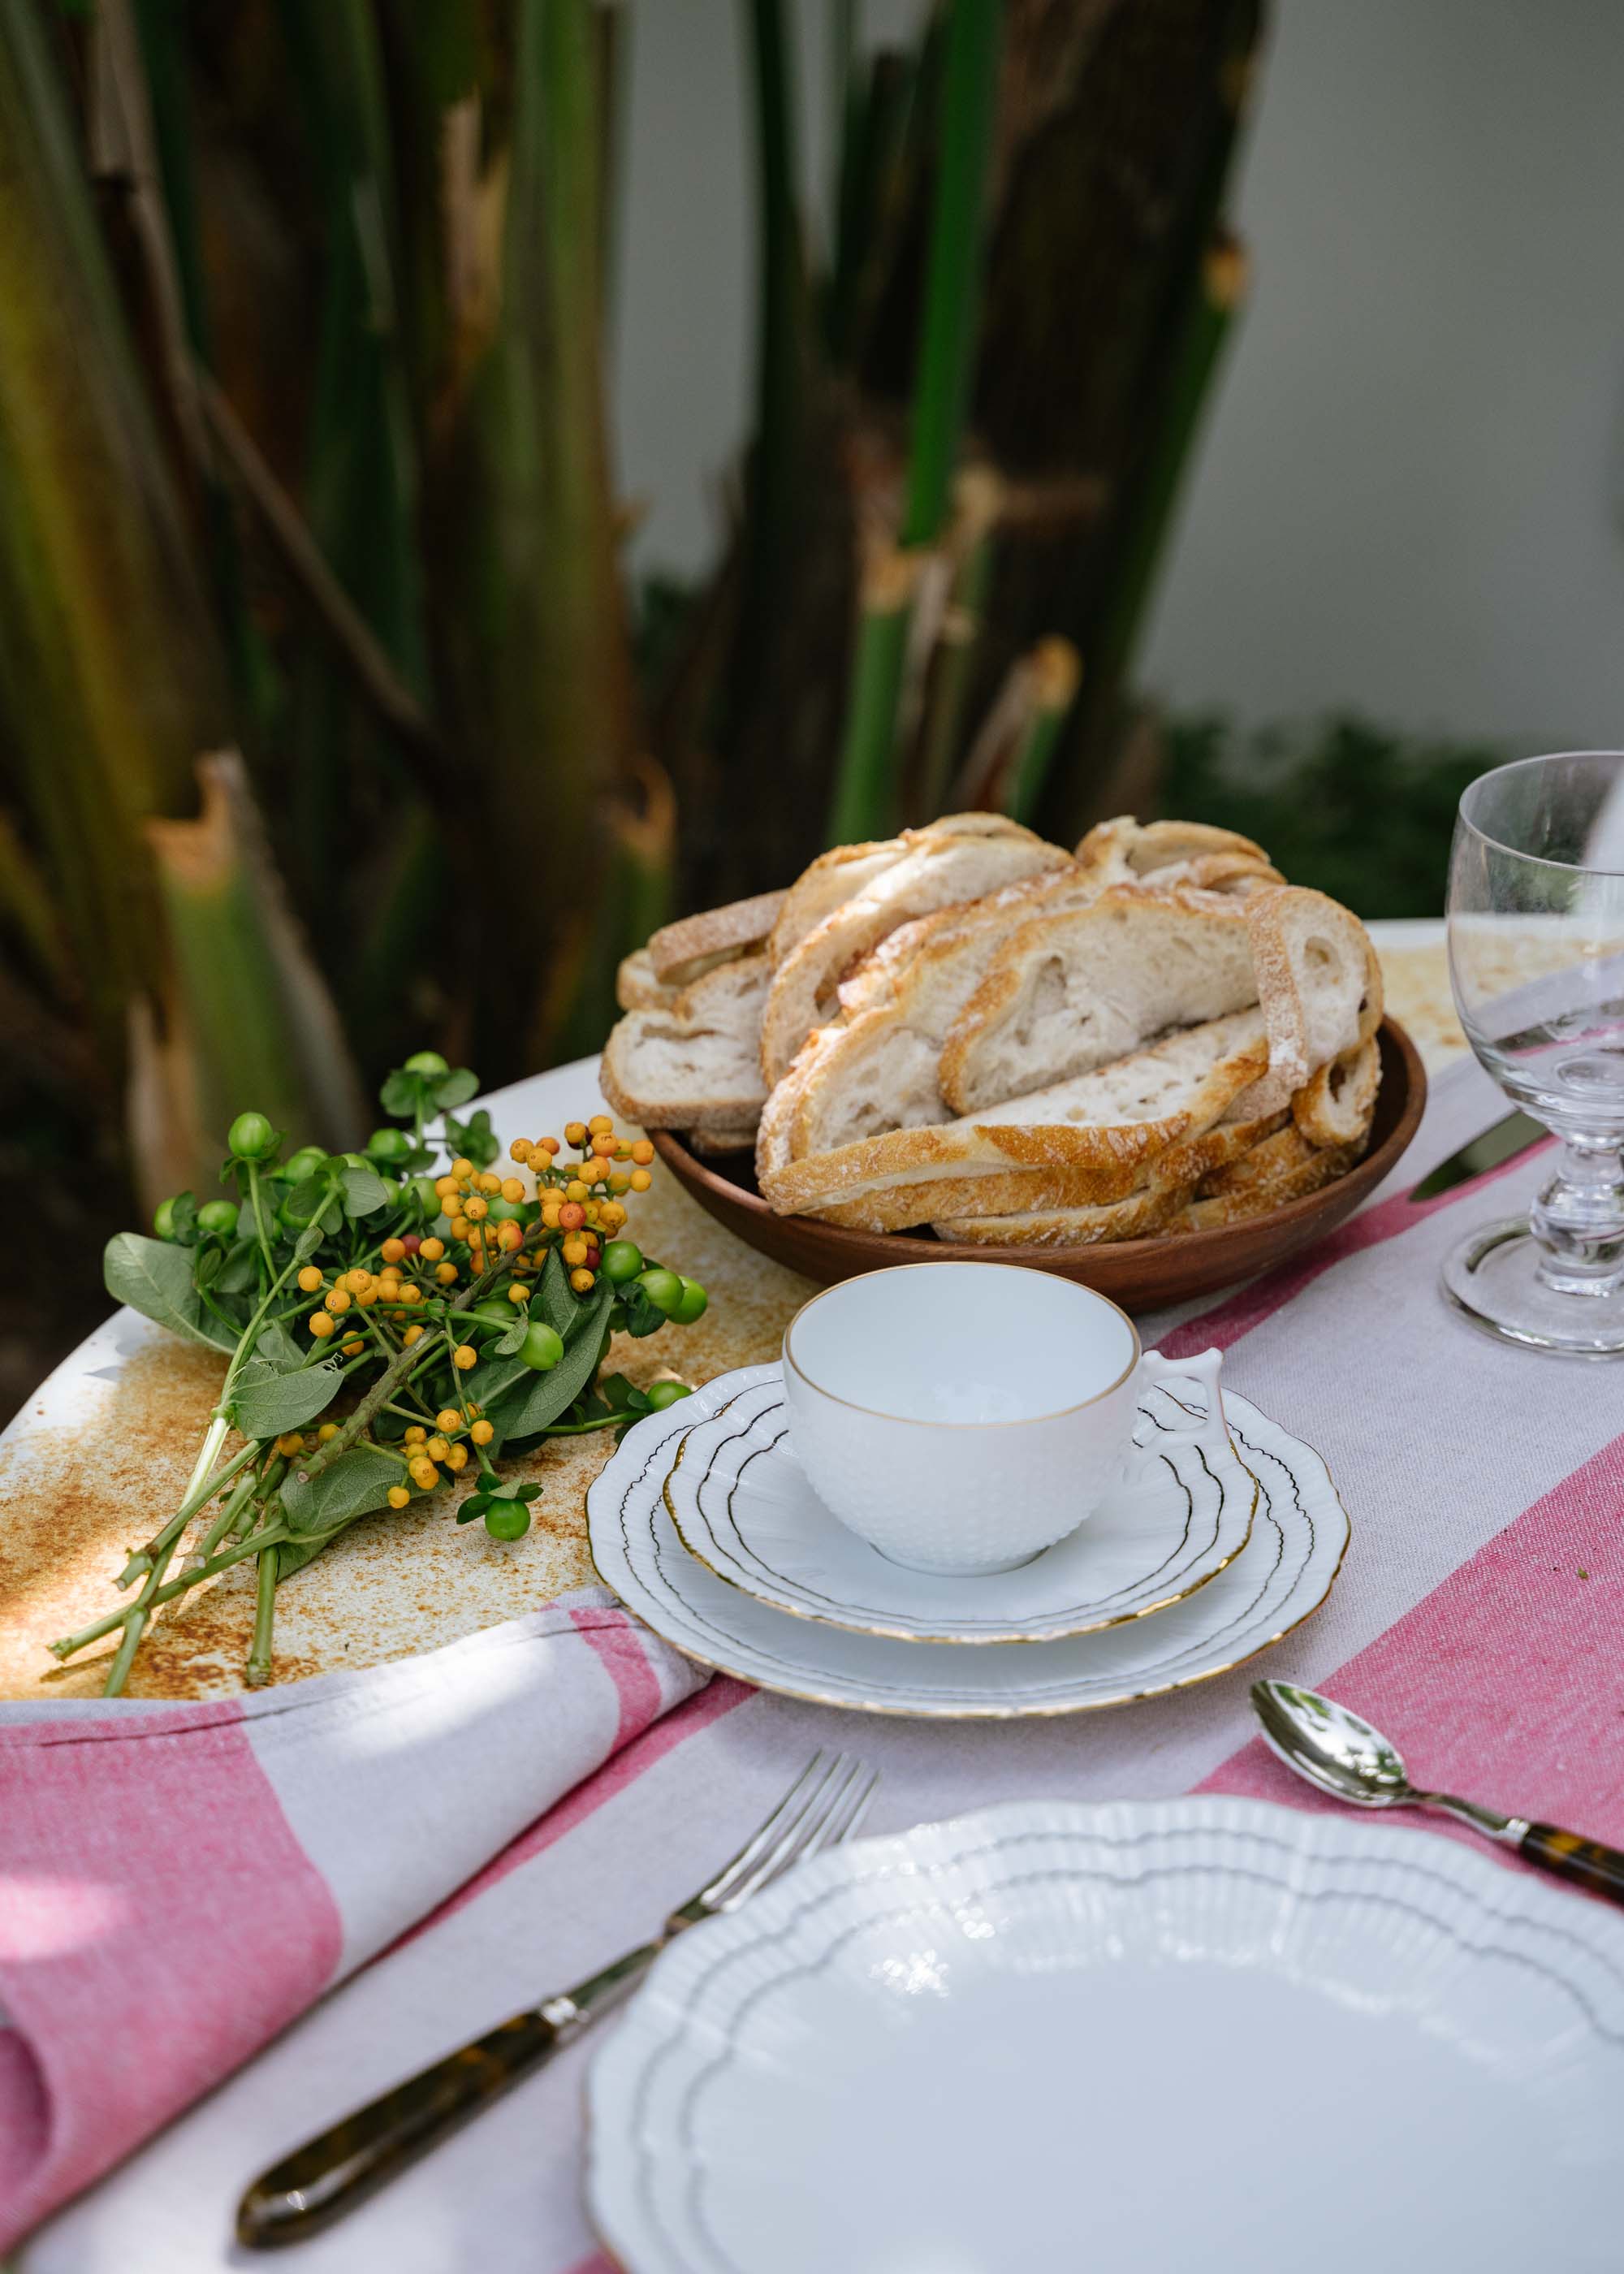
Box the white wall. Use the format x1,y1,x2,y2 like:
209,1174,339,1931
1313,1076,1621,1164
614,0,1624,749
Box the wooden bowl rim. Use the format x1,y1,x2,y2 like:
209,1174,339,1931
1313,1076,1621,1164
650,1016,1427,1272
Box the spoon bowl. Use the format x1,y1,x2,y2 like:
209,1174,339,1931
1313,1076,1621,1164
1251,1680,1415,1807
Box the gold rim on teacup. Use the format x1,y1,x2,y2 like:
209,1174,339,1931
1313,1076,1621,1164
781,1260,1141,1429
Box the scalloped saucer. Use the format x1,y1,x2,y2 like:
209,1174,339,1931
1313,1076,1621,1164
663,1368,1255,1643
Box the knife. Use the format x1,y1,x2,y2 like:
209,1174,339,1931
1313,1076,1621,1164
1408,1108,1546,1201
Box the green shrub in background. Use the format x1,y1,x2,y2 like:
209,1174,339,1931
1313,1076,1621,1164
1160,712,1507,918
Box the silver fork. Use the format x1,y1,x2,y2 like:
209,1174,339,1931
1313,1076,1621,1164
236,1750,879,2249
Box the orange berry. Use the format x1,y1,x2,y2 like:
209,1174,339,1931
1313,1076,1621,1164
449,1216,471,1240
589,1113,613,1135
356,1286,379,1306
562,1236,588,1266
342,1336,365,1355
537,1135,560,1156
500,1178,525,1204
309,1312,335,1338
275,1431,304,1457
324,1287,351,1313
583,1156,609,1183
470,1418,495,1445
435,1409,461,1433
453,1345,477,1371
420,1237,445,1262
409,1458,438,1489
609,1172,630,1195
297,1265,323,1294
509,1139,533,1164
381,1237,407,1264
477,1172,502,1196
425,1436,451,1463
451,1157,474,1178
613,1139,632,1161
496,1221,522,1252
463,1195,488,1221
564,1179,588,1204
565,1122,587,1148
446,1443,469,1472
435,1175,460,1200
435,1260,459,1285
542,1203,562,1229
558,1201,585,1231
405,1426,426,1444
387,1485,411,1509
571,1267,595,1293
402,1324,425,1345
630,1139,654,1165
629,1168,651,1192
508,1282,530,1303
345,1269,373,1294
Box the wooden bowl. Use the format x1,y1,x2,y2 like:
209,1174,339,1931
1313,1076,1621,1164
650,1018,1427,1312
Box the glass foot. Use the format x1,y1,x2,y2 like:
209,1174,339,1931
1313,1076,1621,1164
1442,1216,1624,1357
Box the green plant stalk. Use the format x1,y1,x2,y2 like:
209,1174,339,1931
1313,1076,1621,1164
246,1542,280,1687
827,547,920,844
53,1520,294,1662
899,0,1002,549
1070,239,1245,770
1007,642,1082,824
913,526,996,821
112,1433,261,1590
0,2,231,1057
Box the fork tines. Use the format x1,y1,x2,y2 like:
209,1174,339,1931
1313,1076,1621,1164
702,1749,879,1913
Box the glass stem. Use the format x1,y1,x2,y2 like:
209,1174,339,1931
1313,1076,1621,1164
1530,1137,1624,1295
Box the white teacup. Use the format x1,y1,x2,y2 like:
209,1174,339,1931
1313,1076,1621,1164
781,1261,1224,1578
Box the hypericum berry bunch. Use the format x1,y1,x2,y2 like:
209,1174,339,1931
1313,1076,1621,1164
58,1057,710,1696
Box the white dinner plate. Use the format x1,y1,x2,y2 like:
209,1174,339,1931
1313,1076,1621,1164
585,1364,1347,1718
588,1796,1624,2274
663,1372,1257,1642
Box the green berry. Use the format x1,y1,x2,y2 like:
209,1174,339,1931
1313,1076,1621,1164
484,1501,530,1541
601,1239,644,1284
645,1380,693,1412
366,1126,411,1164
636,1266,683,1316
672,1277,708,1325
404,1176,441,1218
404,1050,449,1078
227,1109,277,1163
197,1199,239,1238
153,1195,179,1241
283,1146,328,1183
520,1321,565,1372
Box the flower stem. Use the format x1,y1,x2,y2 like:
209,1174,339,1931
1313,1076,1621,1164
50,1521,292,1661
245,1541,279,1688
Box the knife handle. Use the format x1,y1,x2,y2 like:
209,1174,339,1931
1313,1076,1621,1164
236,2006,561,2247
1519,1822,1624,1909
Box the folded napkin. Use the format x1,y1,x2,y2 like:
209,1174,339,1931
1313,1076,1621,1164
0,1591,707,2250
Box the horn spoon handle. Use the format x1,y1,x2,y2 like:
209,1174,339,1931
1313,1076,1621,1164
1520,1823,1624,1909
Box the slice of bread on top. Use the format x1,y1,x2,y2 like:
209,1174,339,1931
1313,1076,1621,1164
647,889,787,987
939,888,1258,1116
759,815,1071,1085
600,953,771,1133
1242,885,1378,1094
767,839,909,966
615,948,680,1013
760,1009,1269,1221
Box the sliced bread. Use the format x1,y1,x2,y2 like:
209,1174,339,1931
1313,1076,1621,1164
932,1186,1188,1247
647,889,787,986
600,953,771,1132
760,1009,1269,1220
1243,886,1377,1094
767,839,909,966
1171,1130,1365,1232
1291,1035,1381,1149
939,888,1259,1115
759,815,1072,1085
615,948,680,1013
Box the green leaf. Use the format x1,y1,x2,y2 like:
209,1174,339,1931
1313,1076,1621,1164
103,1232,236,1354
538,1245,577,1337
293,1226,325,1260
339,1163,390,1217
231,1359,343,1440
379,1069,420,1115
279,1444,404,1537
214,1243,260,1295
490,1279,611,1437
278,1523,362,1578
495,1316,528,1356
433,1067,478,1110
254,1320,306,1372
616,1279,667,1338
443,1106,498,1168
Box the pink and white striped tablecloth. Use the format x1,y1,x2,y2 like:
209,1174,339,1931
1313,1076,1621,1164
12,1040,1624,2273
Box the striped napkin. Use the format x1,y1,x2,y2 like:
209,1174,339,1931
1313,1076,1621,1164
0,1597,705,2251
17,1048,1624,2273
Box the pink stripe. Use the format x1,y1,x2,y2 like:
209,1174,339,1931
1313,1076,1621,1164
564,2256,618,2273
1199,1421,1624,1873
0,1707,343,2250
401,1675,754,1944
1160,1133,1552,1360
568,1605,666,1748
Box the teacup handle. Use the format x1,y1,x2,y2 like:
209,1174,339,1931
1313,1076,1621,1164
1138,1347,1226,1452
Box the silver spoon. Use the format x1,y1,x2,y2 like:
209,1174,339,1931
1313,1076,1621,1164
1250,1680,1624,1909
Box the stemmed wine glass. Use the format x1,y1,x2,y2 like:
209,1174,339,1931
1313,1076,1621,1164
1445,750,1624,1355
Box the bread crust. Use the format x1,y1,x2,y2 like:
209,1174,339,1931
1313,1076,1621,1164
932,1186,1189,1246
615,948,680,1013
1292,1035,1380,1149
600,953,771,1131
648,889,787,985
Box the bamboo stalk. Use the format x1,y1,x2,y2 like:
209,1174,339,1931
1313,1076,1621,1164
826,543,922,844
1005,638,1082,822
899,0,1002,549
909,463,1003,819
